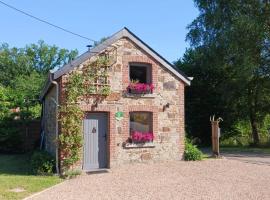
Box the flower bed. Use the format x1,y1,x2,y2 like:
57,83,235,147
127,83,154,94
131,131,154,143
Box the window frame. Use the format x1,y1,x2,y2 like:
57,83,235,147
129,63,152,84
129,111,154,143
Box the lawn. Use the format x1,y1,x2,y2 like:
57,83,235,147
0,154,62,200
221,146,270,154
200,146,270,157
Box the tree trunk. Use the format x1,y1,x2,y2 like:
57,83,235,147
249,114,260,145
247,81,260,146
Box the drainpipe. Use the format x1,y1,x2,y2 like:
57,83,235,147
49,72,60,175
40,100,45,150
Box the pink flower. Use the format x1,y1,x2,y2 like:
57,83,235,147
131,131,154,143
127,83,155,94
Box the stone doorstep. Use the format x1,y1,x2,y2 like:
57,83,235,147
123,143,155,149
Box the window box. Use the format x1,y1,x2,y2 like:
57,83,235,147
124,93,156,98
123,142,155,149
123,92,157,99
127,83,154,94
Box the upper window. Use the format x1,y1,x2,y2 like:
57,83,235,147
128,63,154,94
129,112,154,143
129,64,151,84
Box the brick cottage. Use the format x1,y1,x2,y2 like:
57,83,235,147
40,27,191,172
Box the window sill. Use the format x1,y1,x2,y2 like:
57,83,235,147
123,142,155,149
124,93,156,98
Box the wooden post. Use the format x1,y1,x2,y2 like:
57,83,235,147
210,116,222,157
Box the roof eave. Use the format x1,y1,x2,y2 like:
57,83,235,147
39,72,53,101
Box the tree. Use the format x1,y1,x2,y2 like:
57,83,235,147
0,41,78,119
9,71,45,119
0,40,78,86
93,37,110,47
0,85,11,120
24,40,78,74
178,0,270,145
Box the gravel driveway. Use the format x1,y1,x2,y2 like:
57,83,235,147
222,152,270,165
26,159,270,200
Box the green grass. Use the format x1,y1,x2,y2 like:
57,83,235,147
0,154,62,200
220,146,270,154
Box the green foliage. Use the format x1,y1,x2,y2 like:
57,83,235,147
9,71,44,120
0,120,21,153
100,86,111,96
59,56,112,172
184,139,203,161
0,154,61,200
93,37,110,47
30,151,55,175
0,41,78,153
0,41,78,86
0,85,11,120
0,41,78,120
59,104,84,170
62,169,82,179
176,48,232,145
65,72,84,103
177,0,270,145
221,115,270,147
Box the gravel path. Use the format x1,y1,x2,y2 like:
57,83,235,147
26,159,270,200
222,152,270,165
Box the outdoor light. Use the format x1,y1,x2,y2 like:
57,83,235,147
163,103,170,111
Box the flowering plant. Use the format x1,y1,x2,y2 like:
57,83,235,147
131,131,154,143
127,80,154,94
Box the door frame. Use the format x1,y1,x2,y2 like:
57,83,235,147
83,112,109,171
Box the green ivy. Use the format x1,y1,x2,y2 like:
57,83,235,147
59,56,111,173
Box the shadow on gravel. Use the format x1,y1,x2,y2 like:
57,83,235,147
200,147,270,166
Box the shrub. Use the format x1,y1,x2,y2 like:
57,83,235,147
63,169,82,179
0,120,22,153
184,139,203,161
30,150,55,175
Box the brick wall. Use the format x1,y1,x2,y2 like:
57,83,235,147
22,120,41,151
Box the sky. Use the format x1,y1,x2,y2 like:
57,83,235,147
0,0,198,62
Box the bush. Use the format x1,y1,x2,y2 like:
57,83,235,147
63,169,82,179
30,150,55,175
0,124,21,153
184,139,203,161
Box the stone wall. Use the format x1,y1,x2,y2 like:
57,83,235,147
59,37,186,168
44,85,57,155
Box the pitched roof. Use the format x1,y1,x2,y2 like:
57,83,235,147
40,27,191,99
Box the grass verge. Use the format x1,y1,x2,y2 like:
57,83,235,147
220,146,270,154
0,154,62,200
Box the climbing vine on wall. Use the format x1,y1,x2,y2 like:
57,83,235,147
59,55,111,173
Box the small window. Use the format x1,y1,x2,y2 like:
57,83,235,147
129,112,154,143
129,64,151,84
128,64,154,94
